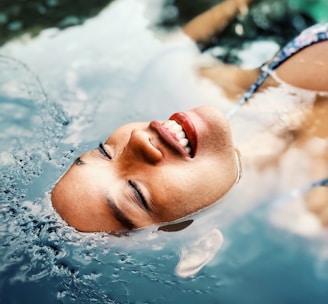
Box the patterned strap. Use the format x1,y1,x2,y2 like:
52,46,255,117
226,23,328,119
271,177,328,208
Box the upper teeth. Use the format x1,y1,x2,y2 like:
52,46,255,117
162,120,191,154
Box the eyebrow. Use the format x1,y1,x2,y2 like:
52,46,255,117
106,198,135,230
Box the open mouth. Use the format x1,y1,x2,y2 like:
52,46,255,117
150,112,197,158
161,120,193,156
168,112,197,157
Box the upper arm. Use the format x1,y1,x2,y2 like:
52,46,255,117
183,0,257,45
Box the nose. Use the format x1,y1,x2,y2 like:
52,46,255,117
123,129,162,164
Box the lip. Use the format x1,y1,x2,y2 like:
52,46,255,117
150,120,192,158
169,112,197,156
149,121,189,157
149,111,197,158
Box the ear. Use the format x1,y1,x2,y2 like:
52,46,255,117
158,219,193,232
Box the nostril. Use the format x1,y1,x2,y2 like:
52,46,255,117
129,129,163,163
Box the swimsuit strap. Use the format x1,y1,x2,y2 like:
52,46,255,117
227,23,328,119
271,177,328,208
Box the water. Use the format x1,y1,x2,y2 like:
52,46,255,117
1,0,328,303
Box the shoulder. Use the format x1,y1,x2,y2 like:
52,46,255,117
274,24,328,92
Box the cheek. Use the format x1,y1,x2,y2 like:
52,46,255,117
151,166,217,221
170,158,234,208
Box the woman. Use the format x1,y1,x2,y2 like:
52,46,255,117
51,105,241,232
51,0,328,232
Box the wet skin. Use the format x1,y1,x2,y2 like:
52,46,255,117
51,106,239,232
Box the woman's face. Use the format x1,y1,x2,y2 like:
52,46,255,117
51,106,239,232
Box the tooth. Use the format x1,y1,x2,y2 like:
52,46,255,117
176,130,186,139
179,138,189,147
163,121,172,127
172,124,182,132
185,147,191,154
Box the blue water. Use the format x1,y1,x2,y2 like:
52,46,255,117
1,0,328,303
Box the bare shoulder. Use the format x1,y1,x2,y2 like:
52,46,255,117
276,40,328,92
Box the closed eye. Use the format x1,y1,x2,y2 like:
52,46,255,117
128,180,150,211
97,143,112,159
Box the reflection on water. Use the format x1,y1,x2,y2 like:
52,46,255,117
0,0,114,46
0,0,328,303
